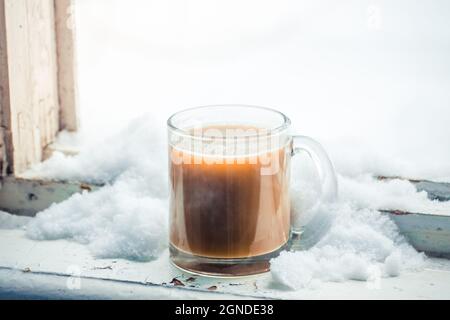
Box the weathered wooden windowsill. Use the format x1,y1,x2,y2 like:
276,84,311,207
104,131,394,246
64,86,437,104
0,176,101,216
1,229,450,299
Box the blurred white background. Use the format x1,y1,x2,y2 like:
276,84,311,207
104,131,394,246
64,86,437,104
73,0,450,180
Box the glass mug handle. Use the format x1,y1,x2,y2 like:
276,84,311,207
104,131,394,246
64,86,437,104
289,135,338,250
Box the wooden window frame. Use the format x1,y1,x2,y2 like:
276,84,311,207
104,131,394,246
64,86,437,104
0,0,93,217
0,0,78,177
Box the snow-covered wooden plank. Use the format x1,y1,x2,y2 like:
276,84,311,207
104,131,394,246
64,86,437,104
382,210,450,258
378,176,450,202
0,268,246,300
413,180,450,202
376,176,450,256
0,230,267,299
0,229,450,299
0,177,101,216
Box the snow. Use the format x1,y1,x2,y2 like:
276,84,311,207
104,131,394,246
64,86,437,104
269,159,432,289
19,114,434,286
26,174,168,261
23,116,170,261
270,204,425,290
24,116,168,261
23,116,167,185
0,211,30,230
383,250,402,277
339,175,450,216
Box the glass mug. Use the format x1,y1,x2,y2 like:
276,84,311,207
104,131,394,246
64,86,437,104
168,105,337,276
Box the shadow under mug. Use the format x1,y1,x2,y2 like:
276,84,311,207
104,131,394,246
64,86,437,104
168,105,337,277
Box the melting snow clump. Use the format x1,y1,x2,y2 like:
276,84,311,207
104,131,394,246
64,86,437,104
270,204,425,289
25,116,168,261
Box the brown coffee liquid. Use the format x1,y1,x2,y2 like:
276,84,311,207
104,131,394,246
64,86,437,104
169,126,291,259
